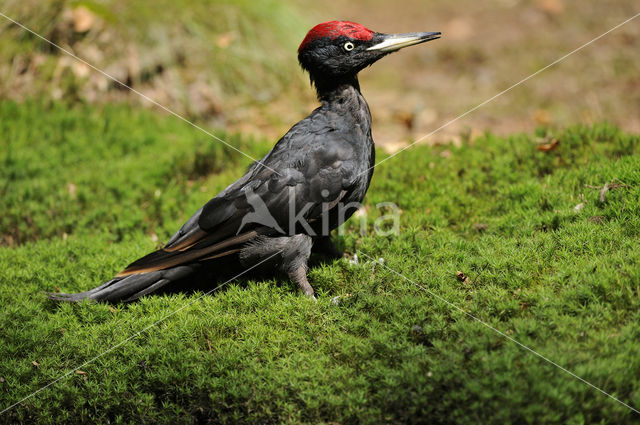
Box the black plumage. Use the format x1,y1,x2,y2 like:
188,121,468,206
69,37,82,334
49,21,440,302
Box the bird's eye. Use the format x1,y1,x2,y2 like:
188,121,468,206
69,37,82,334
343,42,355,51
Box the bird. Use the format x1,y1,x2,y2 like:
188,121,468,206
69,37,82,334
49,21,441,303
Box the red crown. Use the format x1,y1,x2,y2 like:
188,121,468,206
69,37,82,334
299,21,374,52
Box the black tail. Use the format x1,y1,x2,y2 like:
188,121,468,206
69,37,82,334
47,264,199,303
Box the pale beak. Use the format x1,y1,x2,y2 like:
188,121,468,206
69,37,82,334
367,32,441,52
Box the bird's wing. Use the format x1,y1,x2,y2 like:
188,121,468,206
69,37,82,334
117,112,360,276
117,163,269,276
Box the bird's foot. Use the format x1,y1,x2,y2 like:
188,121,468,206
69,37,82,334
288,266,315,299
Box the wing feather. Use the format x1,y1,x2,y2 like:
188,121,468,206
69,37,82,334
116,110,361,277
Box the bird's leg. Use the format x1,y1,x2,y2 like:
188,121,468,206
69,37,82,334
282,234,315,299
239,234,316,299
288,265,315,299
312,236,343,259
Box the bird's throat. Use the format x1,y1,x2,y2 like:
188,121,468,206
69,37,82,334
313,74,361,102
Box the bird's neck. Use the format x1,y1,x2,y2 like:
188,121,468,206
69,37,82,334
313,74,371,129
314,74,362,103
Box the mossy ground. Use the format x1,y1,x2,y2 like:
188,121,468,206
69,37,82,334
1,101,639,424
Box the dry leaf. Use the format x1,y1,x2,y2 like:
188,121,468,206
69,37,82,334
76,370,88,381
32,361,40,368
456,271,469,283
536,138,559,152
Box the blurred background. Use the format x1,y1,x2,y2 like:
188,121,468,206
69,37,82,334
1,0,638,151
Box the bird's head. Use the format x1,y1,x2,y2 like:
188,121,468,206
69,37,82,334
298,21,440,85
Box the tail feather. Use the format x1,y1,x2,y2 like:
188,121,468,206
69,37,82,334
47,264,199,303
46,279,117,302
123,278,170,302
95,273,161,302
116,229,264,277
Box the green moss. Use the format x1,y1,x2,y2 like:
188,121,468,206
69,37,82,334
1,101,639,423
